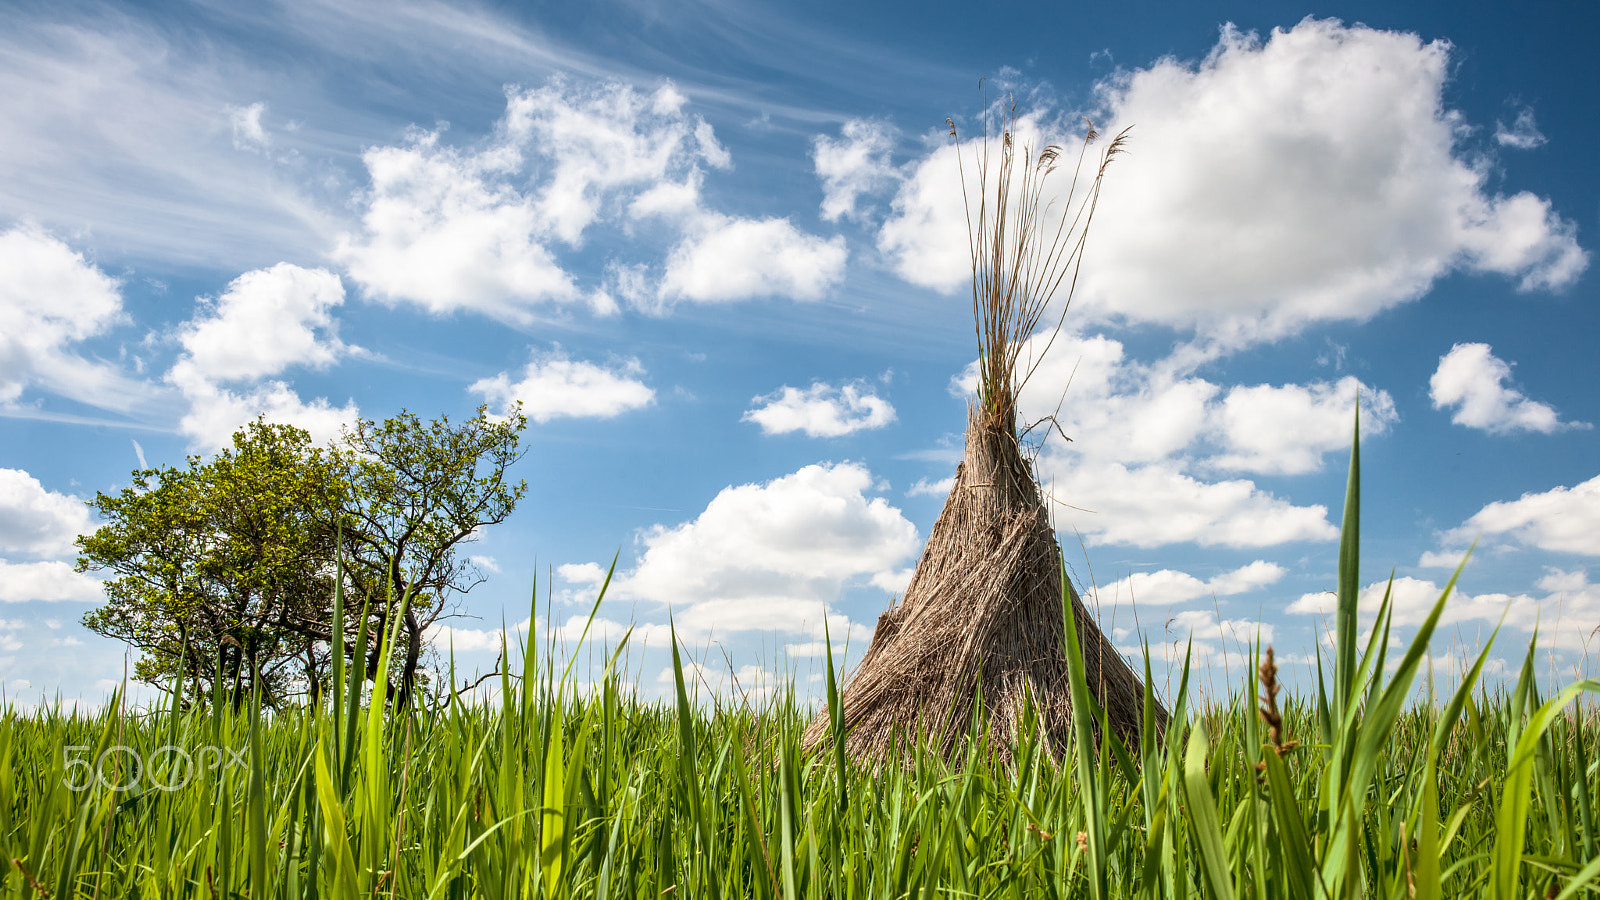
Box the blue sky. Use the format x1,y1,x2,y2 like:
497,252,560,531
2,0,1597,704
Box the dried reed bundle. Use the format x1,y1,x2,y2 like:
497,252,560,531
804,100,1161,765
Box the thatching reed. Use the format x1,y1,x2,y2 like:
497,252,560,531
804,101,1161,765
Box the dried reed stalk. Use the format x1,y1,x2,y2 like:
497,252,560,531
804,100,1159,765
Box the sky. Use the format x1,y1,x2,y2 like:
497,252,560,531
2,0,1597,706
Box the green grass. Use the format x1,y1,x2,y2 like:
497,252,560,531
3,428,1598,899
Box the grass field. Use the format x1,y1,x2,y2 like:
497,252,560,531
3,438,1598,899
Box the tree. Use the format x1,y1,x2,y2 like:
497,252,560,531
336,406,528,709
77,407,527,709
79,421,349,706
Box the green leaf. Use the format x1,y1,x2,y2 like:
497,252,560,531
1182,721,1236,900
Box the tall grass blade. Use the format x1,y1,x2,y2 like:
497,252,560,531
1334,408,1361,722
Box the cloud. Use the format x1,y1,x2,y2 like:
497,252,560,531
166,263,359,452
611,462,919,636
1212,377,1398,475
172,379,358,454
0,225,146,411
967,330,1217,466
1495,108,1547,150
558,562,609,587
470,350,655,423
1418,549,1469,569
0,560,103,602
743,380,894,437
227,101,270,152
906,476,954,498
949,330,1353,548
875,132,969,292
1537,567,1587,594
336,127,579,322
1209,559,1292,595
1126,608,1277,676
1289,576,1510,628
170,264,347,384
338,78,735,322
1289,572,1600,654
0,469,93,558
659,214,847,304
1441,473,1600,556
428,615,664,657
655,661,780,703
1082,19,1588,339
1429,343,1585,434
880,19,1587,345
0,16,333,267
1039,457,1336,548
338,76,845,319
813,118,897,222
969,331,1393,477
503,79,729,243
1097,560,1286,610
1175,610,1276,647
427,618,525,653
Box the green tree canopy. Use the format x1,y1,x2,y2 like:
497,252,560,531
79,420,349,705
338,407,528,709
77,406,527,708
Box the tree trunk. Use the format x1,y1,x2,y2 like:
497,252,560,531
397,607,422,710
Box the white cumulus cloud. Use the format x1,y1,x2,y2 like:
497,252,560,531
1429,343,1585,434
337,127,578,322
659,214,847,305
813,118,897,222
946,330,1355,548
1289,573,1600,654
0,560,103,603
1212,377,1398,475
502,78,730,244
339,76,843,319
0,225,145,411
1080,18,1588,340
1039,457,1337,548
1126,608,1278,675
173,379,358,454
470,350,655,423
971,330,1217,466
1097,560,1286,610
170,263,347,384
875,129,972,294
906,476,955,498
558,562,609,587
0,469,93,558
166,263,359,452
1440,473,1600,556
743,381,894,437
880,20,1587,345
613,462,919,636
